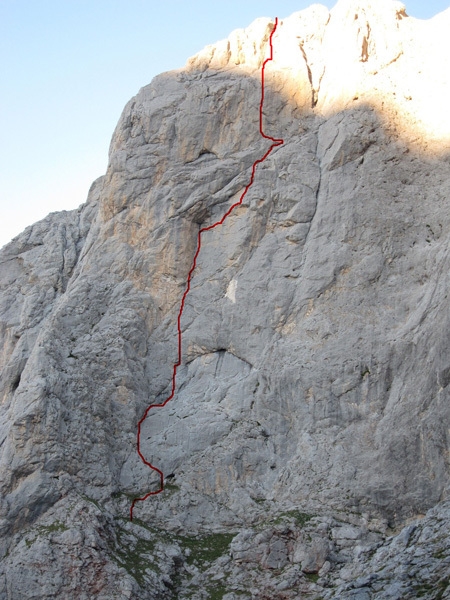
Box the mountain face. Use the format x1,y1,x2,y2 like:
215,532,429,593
1,0,450,597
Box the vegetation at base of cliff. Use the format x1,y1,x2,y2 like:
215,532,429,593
81,494,102,510
205,583,228,600
179,532,234,566
109,524,235,591
413,578,449,599
110,526,160,587
24,521,69,548
182,583,250,600
38,521,69,534
164,483,180,494
111,490,140,502
272,510,314,527
305,572,320,583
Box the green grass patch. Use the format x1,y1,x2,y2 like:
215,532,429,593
111,490,136,501
115,543,160,586
37,521,68,534
111,528,159,587
205,583,228,600
414,583,434,597
164,483,180,494
413,580,450,599
272,510,314,527
180,532,234,566
23,521,68,548
437,578,450,600
25,537,36,548
81,494,103,510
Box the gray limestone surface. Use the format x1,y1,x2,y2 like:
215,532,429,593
1,0,450,597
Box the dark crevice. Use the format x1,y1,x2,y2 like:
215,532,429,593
214,349,227,376
299,44,318,108
198,148,216,158
303,134,322,248
185,149,218,164
11,373,21,393
184,348,254,371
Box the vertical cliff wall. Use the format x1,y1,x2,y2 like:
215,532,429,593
1,1,450,598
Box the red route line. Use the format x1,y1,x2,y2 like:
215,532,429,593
130,17,284,521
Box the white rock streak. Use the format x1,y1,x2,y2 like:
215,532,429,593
225,278,238,303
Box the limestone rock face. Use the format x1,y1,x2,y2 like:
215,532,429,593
1,1,450,597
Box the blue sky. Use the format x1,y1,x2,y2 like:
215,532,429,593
1,0,449,249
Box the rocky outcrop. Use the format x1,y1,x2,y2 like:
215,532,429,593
1,1,450,597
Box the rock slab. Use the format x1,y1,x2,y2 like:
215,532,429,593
1,1,450,597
